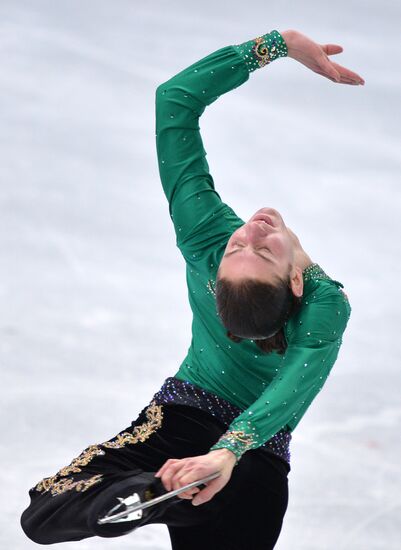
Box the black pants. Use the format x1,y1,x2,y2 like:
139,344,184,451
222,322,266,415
21,403,291,549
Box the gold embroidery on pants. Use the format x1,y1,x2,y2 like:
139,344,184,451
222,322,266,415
34,401,163,496
50,474,103,496
102,401,163,448
58,445,106,477
35,445,106,493
35,475,59,493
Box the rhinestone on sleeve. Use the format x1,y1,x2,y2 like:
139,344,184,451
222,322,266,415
233,29,288,73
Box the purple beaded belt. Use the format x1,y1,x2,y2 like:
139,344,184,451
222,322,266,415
150,376,291,465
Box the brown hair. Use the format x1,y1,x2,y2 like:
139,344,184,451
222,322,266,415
215,272,302,355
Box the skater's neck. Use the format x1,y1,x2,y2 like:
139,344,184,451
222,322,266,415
287,227,314,272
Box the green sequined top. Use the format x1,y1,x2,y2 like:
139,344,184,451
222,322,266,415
155,30,351,462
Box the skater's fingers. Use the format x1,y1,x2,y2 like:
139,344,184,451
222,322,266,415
320,43,343,56
177,487,200,500
170,464,214,493
191,478,223,506
330,59,365,82
314,59,365,85
155,458,181,481
170,468,199,492
167,474,201,497
159,461,187,491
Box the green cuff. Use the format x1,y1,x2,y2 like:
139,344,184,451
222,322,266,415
233,29,288,73
209,429,257,464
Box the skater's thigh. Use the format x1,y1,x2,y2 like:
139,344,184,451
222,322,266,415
168,450,290,550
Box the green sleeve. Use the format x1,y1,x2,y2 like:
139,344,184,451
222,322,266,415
155,31,288,262
209,284,352,463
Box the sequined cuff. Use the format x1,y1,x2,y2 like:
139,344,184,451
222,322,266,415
233,30,288,73
209,428,257,464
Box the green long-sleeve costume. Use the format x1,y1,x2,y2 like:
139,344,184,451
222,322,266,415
155,30,351,462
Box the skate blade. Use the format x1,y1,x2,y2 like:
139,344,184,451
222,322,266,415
104,493,143,523
98,471,220,525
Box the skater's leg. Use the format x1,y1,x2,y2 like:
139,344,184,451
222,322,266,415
20,400,164,544
167,450,290,550
21,468,147,544
21,403,227,544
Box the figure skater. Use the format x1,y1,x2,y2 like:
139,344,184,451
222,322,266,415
21,28,364,549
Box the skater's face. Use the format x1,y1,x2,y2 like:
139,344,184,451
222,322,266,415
217,208,296,285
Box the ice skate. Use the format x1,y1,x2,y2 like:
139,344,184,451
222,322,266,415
97,472,220,525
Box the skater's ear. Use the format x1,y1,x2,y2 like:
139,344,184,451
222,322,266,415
288,265,304,298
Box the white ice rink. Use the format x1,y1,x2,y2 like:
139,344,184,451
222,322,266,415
1,1,400,548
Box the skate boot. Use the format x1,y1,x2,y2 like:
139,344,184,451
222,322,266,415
87,471,174,538
88,471,221,537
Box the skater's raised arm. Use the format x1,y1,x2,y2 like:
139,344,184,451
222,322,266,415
155,30,288,262
155,30,364,262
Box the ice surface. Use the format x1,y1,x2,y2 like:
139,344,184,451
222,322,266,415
1,1,400,548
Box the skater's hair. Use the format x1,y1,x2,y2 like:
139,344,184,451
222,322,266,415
214,271,302,354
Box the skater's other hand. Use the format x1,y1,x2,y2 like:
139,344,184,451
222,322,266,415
154,448,236,506
281,29,365,85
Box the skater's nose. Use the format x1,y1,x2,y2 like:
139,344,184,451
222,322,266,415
245,221,273,244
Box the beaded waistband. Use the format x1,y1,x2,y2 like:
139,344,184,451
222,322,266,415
151,376,291,465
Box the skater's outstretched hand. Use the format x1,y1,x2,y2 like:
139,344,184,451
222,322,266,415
155,448,236,506
281,29,365,85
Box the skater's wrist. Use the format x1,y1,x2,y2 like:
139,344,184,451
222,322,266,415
279,30,295,57
208,447,237,466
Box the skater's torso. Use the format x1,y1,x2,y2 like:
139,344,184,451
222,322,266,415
171,210,349,435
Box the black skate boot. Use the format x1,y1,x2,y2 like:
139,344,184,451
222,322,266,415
87,471,175,538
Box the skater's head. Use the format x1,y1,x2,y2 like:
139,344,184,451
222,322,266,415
215,207,303,353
